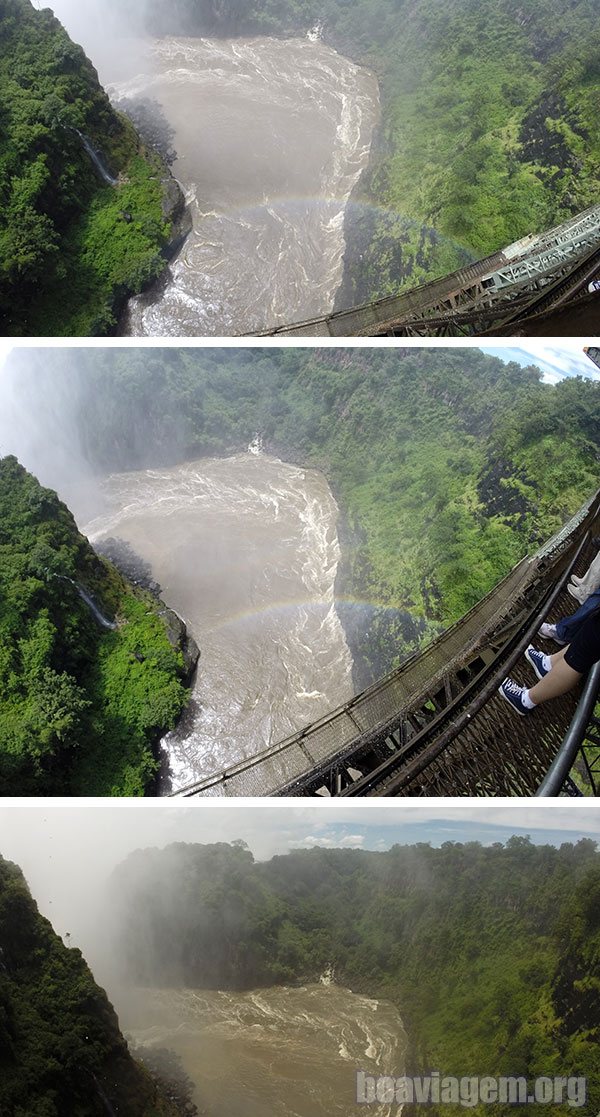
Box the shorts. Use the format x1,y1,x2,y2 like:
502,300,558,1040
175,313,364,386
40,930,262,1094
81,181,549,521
564,609,600,674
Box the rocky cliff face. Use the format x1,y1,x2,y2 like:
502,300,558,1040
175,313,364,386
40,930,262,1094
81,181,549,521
160,171,193,260
0,855,186,1116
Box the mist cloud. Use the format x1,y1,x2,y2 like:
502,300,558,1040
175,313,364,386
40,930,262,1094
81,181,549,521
0,801,597,959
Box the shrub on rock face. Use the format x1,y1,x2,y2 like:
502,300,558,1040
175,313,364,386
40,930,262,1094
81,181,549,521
0,456,190,796
0,0,179,336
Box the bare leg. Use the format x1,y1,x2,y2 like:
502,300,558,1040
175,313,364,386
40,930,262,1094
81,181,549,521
529,648,582,704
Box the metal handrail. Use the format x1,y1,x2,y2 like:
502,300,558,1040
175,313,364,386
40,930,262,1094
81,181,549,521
535,660,600,796
171,488,600,797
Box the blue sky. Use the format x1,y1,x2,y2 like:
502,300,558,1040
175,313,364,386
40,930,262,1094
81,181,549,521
0,801,598,948
480,342,600,384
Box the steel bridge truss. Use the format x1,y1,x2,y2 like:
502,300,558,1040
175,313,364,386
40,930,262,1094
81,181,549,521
255,205,600,338
174,490,600,799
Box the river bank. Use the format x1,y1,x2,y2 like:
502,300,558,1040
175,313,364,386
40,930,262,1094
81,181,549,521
0,0,196,337
250,433,427,691
93,535,200,796
106,148,192,336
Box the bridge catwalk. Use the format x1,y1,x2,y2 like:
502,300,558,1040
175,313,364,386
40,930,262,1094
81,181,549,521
252,205,600,338
173,489,600,798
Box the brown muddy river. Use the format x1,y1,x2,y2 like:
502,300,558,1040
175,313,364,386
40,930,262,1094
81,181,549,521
107,34,379,335
80,450,354,792
119,982,406,1117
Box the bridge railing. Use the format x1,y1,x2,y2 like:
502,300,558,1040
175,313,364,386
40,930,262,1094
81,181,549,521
254,204,600,337
175,488,600,797
535,661,600,796
254,248,507,337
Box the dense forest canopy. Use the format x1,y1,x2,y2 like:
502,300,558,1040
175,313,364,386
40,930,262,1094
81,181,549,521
3,0,598,328
107,0,600,302
0,853,189,1116
5,346,599,682
0,0,178,336
0,456,190,796
111,837,600,1116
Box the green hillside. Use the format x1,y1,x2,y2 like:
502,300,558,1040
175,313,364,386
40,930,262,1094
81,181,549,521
111,838,600,1117
113,0,600,304
0,854,192,1116
0,0,184,336
0,457,193,796
7,345,598,684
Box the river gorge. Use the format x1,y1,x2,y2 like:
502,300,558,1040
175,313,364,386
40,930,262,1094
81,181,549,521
120,982,406,1117
95,33,379,335
79,449,354,792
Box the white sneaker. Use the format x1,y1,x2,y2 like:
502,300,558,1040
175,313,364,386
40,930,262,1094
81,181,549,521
538,622,566,645
567,584,585,603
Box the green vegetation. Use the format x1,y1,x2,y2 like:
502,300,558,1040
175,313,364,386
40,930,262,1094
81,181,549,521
111,837,600,1116
4,0,599,325
0,854,189,1116
9,345,598,683
0,457,190,796
117,0,600,302
5,0,598,327
0,0,178,336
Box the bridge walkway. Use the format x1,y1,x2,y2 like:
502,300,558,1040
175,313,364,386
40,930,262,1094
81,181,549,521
174,489,600,798
252,205,600,338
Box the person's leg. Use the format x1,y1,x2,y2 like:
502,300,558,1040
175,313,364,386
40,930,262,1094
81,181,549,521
499,648,581,714
555,589,600,643
571,551,600,597
501,609,599,715
528,651,581,704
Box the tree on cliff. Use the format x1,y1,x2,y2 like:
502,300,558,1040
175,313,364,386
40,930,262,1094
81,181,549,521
0,456,190,796
0,853,191,1116
0,0,176,335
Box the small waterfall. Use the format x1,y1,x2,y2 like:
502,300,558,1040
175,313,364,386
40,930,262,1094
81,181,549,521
75,130,118,186
247,434,264,456
61,124,118,186
320,964,335,986
48,573,117,630
75,582,118,630
91,1074,118,1117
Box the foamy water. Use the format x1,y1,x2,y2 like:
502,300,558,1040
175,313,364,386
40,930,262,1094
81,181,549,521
110,35,379,335
120,983,406,1117
81,452,354,791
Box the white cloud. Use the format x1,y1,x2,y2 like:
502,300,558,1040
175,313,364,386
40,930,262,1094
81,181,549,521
480,341,600,383
293,832,366,849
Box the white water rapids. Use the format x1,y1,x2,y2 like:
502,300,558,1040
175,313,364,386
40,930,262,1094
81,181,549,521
81,451,354,792
108,34,379,335
120,983,406,1117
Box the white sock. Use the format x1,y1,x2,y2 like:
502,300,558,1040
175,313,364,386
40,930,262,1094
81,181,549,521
522,689,537,709
541,654,552,673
